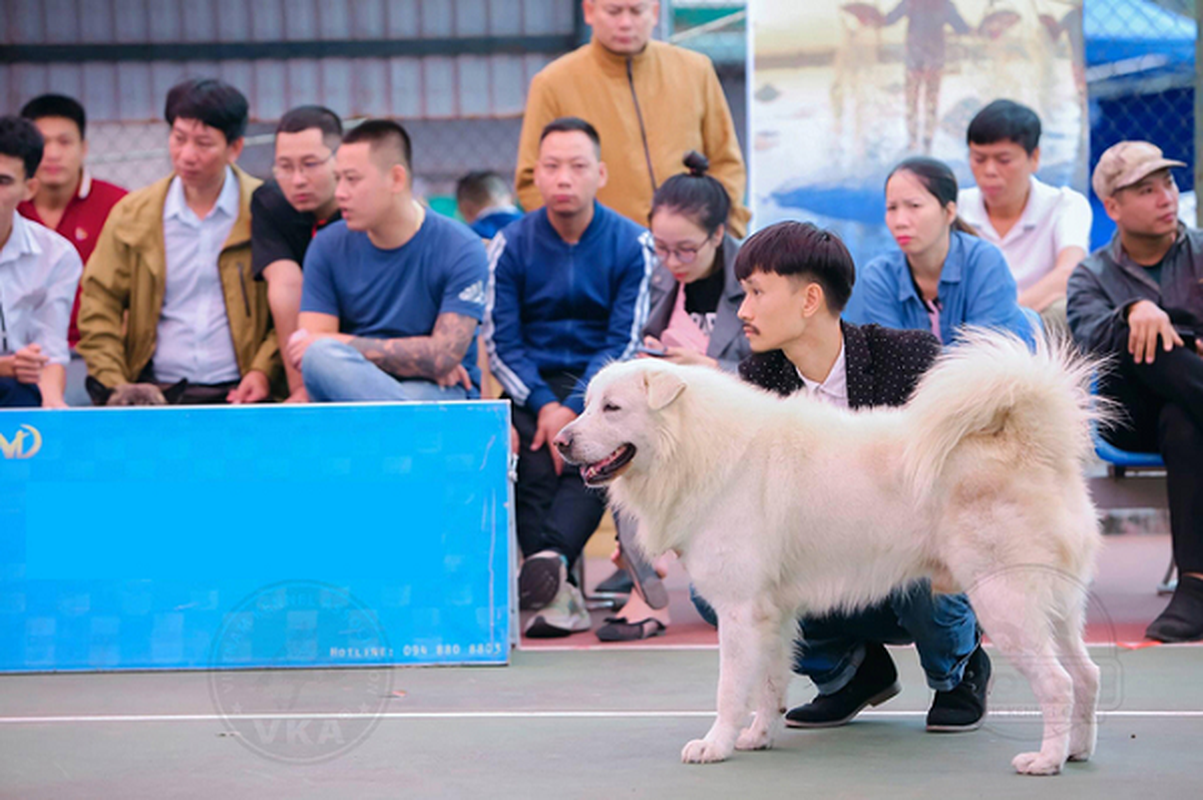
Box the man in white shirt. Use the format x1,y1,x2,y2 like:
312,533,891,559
79,79,280,405
0,116,81,408
959,100,1092,332
733,221,991,733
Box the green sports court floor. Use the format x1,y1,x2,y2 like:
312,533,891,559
1,641,1200,799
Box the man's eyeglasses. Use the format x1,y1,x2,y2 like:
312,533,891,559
653,239,710,265
272,152,335,180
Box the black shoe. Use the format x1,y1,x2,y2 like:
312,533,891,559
927,645,991,732
1146,575,1203,642
784,642,900,728
594,568,634,595
518,550,565,611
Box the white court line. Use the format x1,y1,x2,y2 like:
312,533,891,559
1,710,1202,724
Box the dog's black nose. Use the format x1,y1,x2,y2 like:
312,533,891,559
553,431,573,454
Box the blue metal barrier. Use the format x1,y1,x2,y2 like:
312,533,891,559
0,402,512,672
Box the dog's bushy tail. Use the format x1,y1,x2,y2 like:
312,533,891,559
901,328,1111,499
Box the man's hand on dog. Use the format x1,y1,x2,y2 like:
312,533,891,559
533,402,577,475
227,370,271,404
1126,300,1182,364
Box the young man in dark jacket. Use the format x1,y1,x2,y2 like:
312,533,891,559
485,117,654,637
731,220,991,732
1068,141,1203,642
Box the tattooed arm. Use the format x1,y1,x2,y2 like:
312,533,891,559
348,312,478,381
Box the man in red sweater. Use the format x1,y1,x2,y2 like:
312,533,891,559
18,94,127,404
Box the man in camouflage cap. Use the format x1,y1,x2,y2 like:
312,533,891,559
1068,140,1203,642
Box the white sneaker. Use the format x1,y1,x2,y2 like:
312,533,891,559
524,581,591,638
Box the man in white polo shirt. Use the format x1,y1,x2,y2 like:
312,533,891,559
0,116,81,408
959,100,1092,333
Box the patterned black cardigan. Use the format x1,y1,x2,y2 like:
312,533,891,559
738,321,940,410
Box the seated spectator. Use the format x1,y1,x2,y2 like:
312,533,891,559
288,120,488,402
721,220,990,731
78,78,280,405
485,117,653,637
596,149,753,642
847,156,1035,346
0,116,82,408
251,105,343,403
959,99,1091,333
18,94,127,406
455,170,522,240
1068,141,1203,642
641,150,751,371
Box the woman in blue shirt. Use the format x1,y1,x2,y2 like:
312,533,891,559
847,156,1035,346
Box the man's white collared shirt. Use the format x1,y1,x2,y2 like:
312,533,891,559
0,211,82,366
797,340,849,409
155,166,242,384
958,176,1092,293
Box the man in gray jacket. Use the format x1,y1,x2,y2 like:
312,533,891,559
1067,141,1203,642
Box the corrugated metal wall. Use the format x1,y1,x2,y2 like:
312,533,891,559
2,0,574,121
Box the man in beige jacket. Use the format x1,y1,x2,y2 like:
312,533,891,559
515,0,750,237
79,78,280,405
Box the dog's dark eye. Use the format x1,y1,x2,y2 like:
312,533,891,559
603,402,621,413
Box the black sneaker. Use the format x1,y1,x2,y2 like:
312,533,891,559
1146,575,1203,643
519,550,566,611
784,642,901,728
926,645,991,732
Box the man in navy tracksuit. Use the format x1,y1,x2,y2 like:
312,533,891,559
485,117,653,637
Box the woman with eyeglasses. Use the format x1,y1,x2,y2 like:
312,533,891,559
641,151,751,371
596,152,750,643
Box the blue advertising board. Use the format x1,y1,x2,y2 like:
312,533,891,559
0,402,512,672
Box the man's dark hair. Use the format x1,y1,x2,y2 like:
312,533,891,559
734,221,856,312
539,117,601,154
164,78,249,144
0,116,45,179
20,93,87,139
967,99,1042,155
276,105,343,148
456,170,511,206
341,119,413,172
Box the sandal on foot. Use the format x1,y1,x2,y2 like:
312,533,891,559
595,616,667,642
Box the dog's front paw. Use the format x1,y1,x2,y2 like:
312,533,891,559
681,738,732,764
735,725,773,751
1012,750,1064,776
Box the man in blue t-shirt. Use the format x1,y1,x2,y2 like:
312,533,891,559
486,117,654,637
289,119,489,401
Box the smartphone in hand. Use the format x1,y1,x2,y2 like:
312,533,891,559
636,345,669,358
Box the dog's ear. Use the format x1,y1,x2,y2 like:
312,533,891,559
161,379,189,405
643,369,686,411
85,376,114,407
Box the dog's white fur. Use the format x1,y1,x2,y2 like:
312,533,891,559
558,330,1105,775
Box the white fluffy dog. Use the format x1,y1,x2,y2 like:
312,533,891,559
555,330,1105,776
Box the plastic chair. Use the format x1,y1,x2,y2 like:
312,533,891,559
1089,382,1174,593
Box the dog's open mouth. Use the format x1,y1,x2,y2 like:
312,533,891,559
582,444,636,486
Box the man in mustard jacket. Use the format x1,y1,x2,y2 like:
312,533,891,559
515,1,750,237
78,78,280,405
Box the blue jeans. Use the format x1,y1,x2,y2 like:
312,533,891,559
0,377,41,407
302,339,469,402
690,581,979,693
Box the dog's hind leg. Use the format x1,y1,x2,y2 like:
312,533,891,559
1053,599,1099,762
682,601,772,764
735,616,795,752
967,576,1074,776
